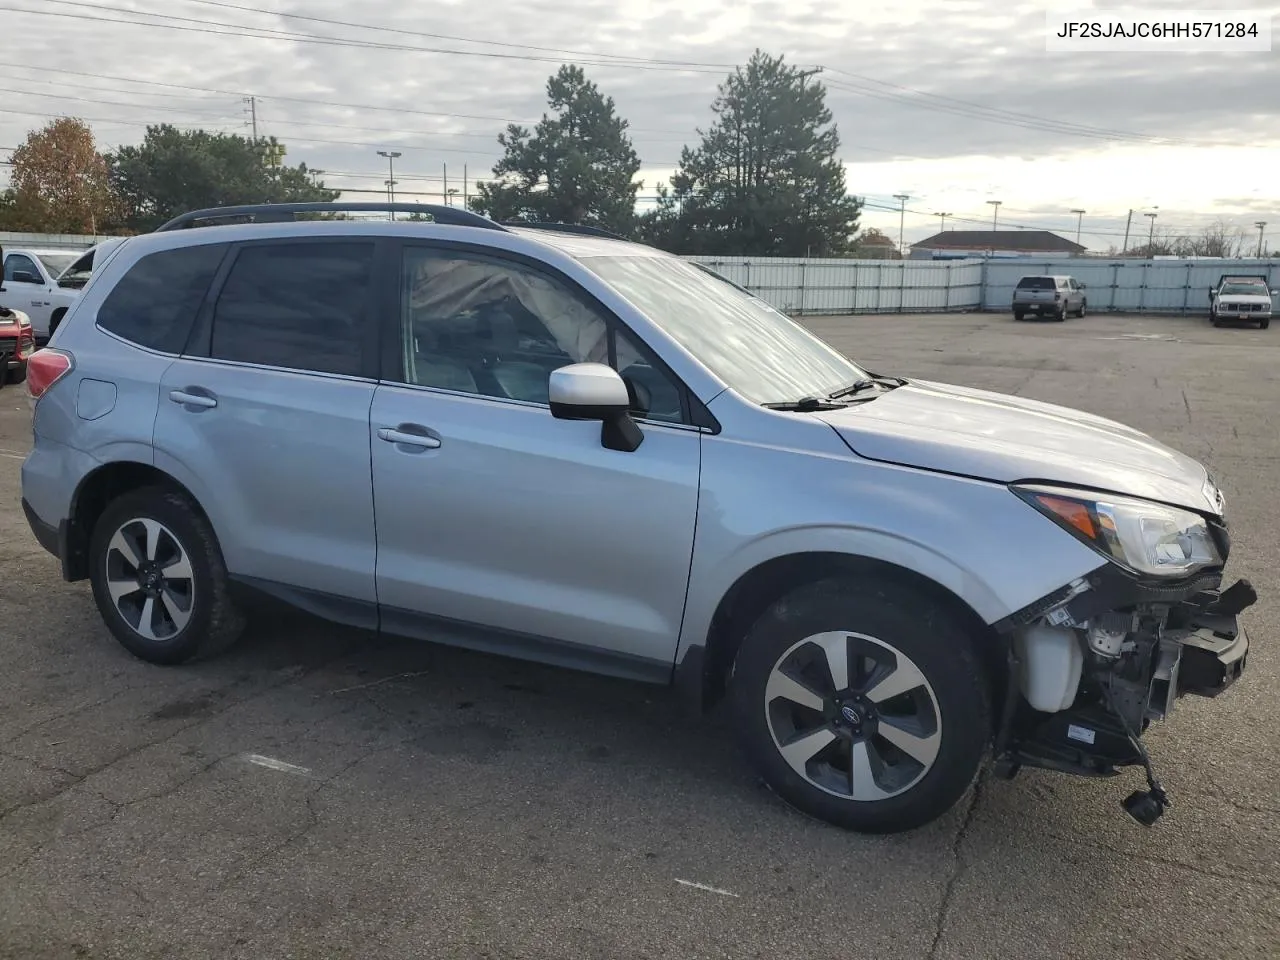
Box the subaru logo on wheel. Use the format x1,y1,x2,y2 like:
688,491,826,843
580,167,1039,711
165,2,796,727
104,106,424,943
840,704,860,724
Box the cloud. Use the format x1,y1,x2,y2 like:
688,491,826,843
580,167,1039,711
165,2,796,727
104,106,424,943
2,0,1275,240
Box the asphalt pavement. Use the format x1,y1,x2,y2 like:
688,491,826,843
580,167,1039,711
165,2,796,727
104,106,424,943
1,310,1277,959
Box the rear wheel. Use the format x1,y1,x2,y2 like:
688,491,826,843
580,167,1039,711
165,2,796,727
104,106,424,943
1013,310,1025,322
1055,303,1067,322
6,363,26,384
88,486,245,664
1077,300,1087,318
48,308,67,338
731,577,991,833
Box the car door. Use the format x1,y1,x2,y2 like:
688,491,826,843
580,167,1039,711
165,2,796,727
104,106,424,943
369,242,702,680
1,253,54,330
152,237,385,622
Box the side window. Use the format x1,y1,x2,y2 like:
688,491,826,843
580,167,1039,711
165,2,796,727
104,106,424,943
400,248,685,423
97,244,226,353
210,242,373,377
4,255,41,282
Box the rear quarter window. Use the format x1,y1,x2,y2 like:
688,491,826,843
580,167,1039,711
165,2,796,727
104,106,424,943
96,244,227,353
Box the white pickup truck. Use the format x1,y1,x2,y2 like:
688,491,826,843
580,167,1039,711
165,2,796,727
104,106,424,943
1208,274,1275,329
0,247,82,341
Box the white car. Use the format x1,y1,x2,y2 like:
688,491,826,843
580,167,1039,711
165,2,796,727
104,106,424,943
0,247,83,340
1208,274,1275,329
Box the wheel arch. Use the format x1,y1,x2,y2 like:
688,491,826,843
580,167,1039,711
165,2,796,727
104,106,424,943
64,460,210,581
680,551,1007,717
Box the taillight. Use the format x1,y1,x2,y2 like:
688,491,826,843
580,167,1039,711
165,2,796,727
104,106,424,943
17,333,34,360
26,348,74,399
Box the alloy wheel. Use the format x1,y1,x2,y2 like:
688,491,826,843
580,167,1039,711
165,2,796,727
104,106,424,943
104,517,195,642
764,631,942,801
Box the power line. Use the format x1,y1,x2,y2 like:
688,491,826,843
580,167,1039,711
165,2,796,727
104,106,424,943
3,2,730,74
173,0,740,68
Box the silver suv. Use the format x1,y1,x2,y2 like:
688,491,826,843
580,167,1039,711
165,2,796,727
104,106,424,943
21,203,1254,833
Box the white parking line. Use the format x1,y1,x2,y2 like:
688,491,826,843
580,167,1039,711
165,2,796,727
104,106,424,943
242,754,314,777
674,879,740,898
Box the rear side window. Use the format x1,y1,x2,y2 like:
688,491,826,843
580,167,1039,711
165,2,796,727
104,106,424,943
209,242,373,377
1016,277,1055,290
97,244,226,353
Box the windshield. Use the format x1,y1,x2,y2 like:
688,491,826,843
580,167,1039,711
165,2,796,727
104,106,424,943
35,253,76,276
1220,281,1269,296
586,255,867,405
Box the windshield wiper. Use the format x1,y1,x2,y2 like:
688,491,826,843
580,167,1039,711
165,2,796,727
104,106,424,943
827,378,879,400
763,396,844,412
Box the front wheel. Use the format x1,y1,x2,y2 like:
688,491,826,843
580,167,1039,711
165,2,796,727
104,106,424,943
732,578,991,833
88,486,246,664
1013,310,1025,322
1261,318,1271,330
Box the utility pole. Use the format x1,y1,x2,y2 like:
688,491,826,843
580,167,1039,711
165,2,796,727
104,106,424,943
1122,209,1133,254
1255,221,1267,258
986,199,1002,230
243,96,258,141
1070,208,1086,245
934,211,951,232
377,150,401,219
1144,210,1158,253
893,194,910,254
463,164,468,209
443,162,448,205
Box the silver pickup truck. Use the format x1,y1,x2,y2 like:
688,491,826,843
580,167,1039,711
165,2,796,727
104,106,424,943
1012,275,1086,322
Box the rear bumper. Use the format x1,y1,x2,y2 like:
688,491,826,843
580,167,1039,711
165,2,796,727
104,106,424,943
22,496,63,562
1013,301,1062,312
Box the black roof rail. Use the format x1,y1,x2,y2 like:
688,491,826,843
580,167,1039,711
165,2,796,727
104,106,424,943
499,221,629,241
154,202,508,233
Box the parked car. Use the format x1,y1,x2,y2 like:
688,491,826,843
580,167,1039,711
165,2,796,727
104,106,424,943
0,248,37,383
1012,275,1086,321
0,247,83,341
21,202,1254,834
1208,274,1274,329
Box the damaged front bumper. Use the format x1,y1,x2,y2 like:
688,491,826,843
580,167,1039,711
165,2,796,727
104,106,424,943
991,565,1255,825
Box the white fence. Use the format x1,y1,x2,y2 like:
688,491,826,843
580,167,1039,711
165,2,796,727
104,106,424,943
7,230,1278,316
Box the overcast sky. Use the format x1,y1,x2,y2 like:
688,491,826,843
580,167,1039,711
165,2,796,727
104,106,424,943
2,0,1277,249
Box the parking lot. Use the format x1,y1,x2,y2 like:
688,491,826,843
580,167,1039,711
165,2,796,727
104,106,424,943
1,309,1278,960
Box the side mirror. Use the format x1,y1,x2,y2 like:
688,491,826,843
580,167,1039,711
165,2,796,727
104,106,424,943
12,271,41,284
549,362,643,452
1208,289,1217,298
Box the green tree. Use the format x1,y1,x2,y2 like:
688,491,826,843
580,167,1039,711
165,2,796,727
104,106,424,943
107,125,338,232
470,65,642,234
641,51,862,257
7,118,115,233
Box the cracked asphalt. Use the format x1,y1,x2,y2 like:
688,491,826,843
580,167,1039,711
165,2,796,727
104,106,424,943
2,310,1278,959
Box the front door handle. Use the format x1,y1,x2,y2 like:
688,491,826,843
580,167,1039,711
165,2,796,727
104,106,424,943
377,426,441,449
169,389,217,409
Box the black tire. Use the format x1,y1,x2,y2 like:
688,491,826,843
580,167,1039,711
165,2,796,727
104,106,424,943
7,363,26,385
49,308,66,338
1077,300,1087,318
1013,310,1025,322
88,485,245,665
731,577,991,833
1261,318,1270,330
1055,304,1067,322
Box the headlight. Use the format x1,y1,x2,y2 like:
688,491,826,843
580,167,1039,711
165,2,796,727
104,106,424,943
1013,484,1222,578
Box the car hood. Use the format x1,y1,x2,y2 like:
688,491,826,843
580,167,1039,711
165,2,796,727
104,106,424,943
816,379,1218,514
1216,294,1272,305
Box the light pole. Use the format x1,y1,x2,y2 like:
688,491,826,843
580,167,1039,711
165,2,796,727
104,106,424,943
934,211,951,232
1144,210,1158,252
893,194,910,254
377,150,401,219
1070,208,1085,245
1256,221,1267,258
986,200,1002,230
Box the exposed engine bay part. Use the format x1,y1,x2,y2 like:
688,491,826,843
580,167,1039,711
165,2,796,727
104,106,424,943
994,573,1255,827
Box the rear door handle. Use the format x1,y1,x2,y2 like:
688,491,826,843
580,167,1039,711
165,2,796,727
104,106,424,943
377,426,441,449
169,389,217,409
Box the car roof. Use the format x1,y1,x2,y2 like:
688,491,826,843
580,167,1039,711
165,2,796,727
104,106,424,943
111,218,674,266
